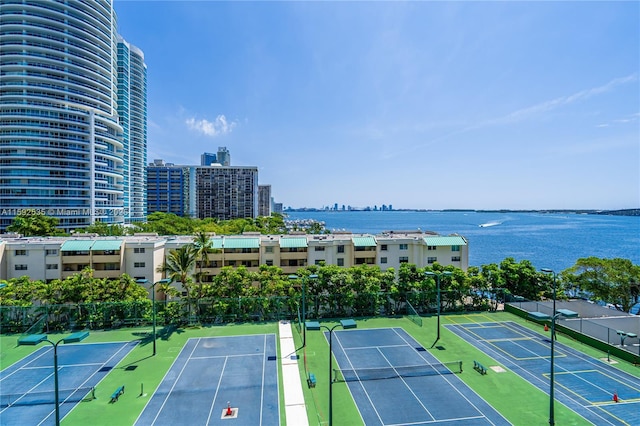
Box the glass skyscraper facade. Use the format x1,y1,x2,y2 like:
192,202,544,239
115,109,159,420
0,0,146,232
118,37,147,224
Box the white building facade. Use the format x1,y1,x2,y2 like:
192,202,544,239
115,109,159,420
0,231,468,284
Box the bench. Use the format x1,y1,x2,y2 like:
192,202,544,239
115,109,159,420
110,385,125,403
473,361,487,375
307,373,316,388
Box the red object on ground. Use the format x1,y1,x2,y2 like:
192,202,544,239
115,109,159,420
544,324,549,332
613,392,619,403
227,402,233,415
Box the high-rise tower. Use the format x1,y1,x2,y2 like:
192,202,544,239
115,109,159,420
118,37,147,224
0,0,142,232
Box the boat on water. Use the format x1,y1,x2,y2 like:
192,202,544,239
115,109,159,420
479,221,501,228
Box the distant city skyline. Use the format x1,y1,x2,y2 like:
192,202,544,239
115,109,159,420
115,1,639,210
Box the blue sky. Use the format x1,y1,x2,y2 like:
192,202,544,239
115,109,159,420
114,1,639,210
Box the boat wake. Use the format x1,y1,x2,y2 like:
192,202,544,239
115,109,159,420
479,221,502,228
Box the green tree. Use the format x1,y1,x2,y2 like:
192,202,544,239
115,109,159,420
498,258,543,301
7,214,62,236
77,222,128,236
193,231,212,297
563,257,640,311
157,245,197,314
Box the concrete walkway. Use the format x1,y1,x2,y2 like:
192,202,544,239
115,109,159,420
279,320,309,426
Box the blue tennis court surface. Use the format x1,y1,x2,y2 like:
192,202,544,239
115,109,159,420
0,341,138,426
329,327,510,425
135,334,279,426
446,321,640,426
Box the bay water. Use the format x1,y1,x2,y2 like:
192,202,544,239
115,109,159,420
286,211,640,272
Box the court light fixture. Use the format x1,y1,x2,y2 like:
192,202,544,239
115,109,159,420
425,271,453,343
138,278,171,356
305,319,357,426
288,273,318,347
18,331,90,426
527,308,578,426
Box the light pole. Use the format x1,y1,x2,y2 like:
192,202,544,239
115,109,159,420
289,273,318,346
305,319,357,426
541,268,557,340
137,278,171,356
425,271,452,343
528,309,578,426
18,331,89,426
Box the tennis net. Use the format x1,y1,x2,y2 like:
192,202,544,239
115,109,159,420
1,387,95,407
406,300,422,327
333,361,462,382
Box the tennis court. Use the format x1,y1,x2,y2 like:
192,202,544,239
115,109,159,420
329,327,510,425
0,340,138,426
446,321,640,426
134,334,279,426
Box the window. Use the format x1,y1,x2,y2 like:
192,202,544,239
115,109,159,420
15,264,28,270
380,257,387,264
427,245,436,251
265,246,274,253
314,259,323,265
451,245,461,252
337,245,345,253
15,249,27,256
265,259,273,266
46,264,58,270
314,246,325,251
46,249,58,256
399,244,408,250
337,258,344,266
134,262,145,268
399,256,409,263
427,257,437,264
134,247,145,253
380,244,388,251
451,256,461,262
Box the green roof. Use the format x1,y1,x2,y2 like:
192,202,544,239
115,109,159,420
210,238,223,249
424,236,467,246
61,240,94,252
352,236,377,247
91,240,122,251
223,238,260,249
279,237,308,248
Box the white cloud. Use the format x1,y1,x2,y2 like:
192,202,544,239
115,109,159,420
186,115,237,137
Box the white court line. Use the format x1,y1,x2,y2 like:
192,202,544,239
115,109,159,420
392,328,508,426
205,356,228,425
260,334,266,426
449,322,618,426
149,338,202,425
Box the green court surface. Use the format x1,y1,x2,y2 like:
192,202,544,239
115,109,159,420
1,312,638,425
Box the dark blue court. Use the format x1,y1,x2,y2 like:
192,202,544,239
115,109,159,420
0,341,137,426
446,321,640,426
134,334,279,426
329,327,510,425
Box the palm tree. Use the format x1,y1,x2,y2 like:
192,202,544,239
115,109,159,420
157,244,197,318
193,231,212,297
